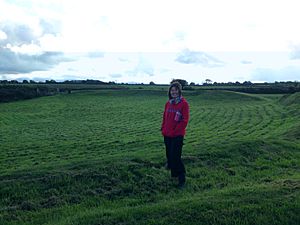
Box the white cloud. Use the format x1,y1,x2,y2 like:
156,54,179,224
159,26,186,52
86,52,105,58
289,44,300,59
0,30,7,40
1,0,300,82
9,43,42,55
1,0,300,52
241,60,252,64
109,74,122,78
0,47,71,74
0,19,70,74
126,55,154,76
118,57,130,62
176,49,225,67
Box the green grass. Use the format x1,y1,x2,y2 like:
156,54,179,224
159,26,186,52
0,89,299,225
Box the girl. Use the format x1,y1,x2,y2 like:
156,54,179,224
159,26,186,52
161,82,190,188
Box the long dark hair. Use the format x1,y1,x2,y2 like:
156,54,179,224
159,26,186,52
168,82,182,99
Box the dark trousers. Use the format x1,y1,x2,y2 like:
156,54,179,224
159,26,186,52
164,136,186,183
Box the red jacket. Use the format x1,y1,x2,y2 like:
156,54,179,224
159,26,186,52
161,96,190,137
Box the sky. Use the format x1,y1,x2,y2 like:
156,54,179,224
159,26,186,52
0,0,300,84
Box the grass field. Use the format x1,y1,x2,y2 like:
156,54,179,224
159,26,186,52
0,88,299,225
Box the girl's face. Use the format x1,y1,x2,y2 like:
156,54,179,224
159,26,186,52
170,87,179,98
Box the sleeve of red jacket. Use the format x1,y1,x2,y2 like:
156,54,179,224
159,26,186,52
173,101,189,135
161,102,167,131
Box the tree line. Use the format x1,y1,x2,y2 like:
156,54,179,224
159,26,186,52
0,79,116,85
1,78,299,103
1,78,299,88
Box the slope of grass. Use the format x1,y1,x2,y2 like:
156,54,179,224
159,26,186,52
279,92,300,106
0,89,299,224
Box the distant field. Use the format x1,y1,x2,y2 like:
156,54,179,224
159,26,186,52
0,88,299,225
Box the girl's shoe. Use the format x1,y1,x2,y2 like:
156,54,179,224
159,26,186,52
178,173,186,188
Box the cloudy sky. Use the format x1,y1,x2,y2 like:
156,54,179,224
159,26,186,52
0,0,300,84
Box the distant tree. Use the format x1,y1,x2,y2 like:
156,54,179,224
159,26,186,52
171,79,188,89
46,79,57,84
23,80,29,84
149,81,155,85
243,81,252,86
189,82,195,86
205,79,212,85
85,79,106,84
